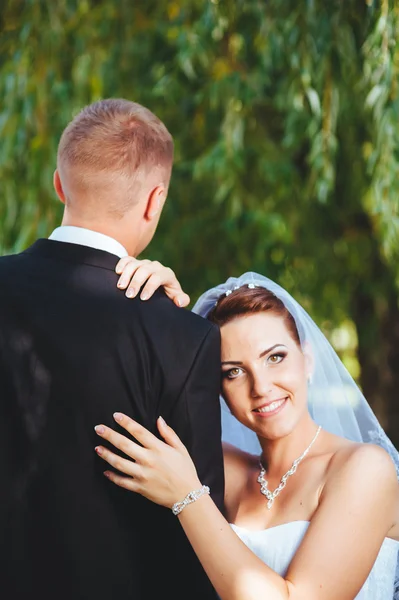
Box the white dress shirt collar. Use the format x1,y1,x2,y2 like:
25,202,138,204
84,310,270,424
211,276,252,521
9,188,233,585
49,226,128,259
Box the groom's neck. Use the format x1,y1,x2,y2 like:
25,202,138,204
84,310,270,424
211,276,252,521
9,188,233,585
59,211,141,257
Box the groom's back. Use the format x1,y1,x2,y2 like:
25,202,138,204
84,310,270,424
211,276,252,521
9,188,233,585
0,240,223,600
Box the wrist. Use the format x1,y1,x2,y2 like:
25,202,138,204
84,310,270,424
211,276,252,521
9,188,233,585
172,478,202,506
171,483,210,516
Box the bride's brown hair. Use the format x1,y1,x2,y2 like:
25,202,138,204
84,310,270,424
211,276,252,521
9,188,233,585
207,286,301,346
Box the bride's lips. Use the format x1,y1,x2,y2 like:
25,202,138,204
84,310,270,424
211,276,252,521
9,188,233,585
252,397,288,418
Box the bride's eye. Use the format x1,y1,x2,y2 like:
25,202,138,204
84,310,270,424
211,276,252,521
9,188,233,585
267,353,285,365
223,367,243,380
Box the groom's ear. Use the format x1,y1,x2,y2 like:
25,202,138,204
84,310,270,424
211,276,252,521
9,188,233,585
144,184,166,220
53,170,66,205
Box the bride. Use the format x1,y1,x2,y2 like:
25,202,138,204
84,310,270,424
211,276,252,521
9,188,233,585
94,261,399,599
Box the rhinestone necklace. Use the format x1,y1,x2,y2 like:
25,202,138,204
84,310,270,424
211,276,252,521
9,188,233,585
258,425,322,509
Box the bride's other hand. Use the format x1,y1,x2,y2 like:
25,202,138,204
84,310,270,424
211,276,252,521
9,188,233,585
115,257,190,307
94,414,201,508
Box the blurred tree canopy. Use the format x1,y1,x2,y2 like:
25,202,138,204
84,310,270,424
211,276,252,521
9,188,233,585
1,0,399,445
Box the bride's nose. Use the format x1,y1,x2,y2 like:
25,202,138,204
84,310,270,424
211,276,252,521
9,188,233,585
250,370,273,398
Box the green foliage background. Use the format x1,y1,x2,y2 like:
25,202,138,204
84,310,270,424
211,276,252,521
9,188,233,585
1,0,399,445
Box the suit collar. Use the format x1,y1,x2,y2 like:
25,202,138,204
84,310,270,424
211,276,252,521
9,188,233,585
23,239,120,271
48,226,128,259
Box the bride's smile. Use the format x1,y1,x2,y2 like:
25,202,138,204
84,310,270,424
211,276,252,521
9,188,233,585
252,397,288,416
220,311,312,442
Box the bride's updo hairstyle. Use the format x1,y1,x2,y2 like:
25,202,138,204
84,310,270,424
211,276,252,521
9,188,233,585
207,286,301,346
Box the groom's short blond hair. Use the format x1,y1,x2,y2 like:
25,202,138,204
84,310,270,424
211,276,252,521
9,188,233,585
57,99,174,213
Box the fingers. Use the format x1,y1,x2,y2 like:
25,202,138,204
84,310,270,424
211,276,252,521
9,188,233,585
138,266,190,306
103,470,140,492
158,283,190,307
140,271,190,306
116,258,151,297
115,256,147,276
138,273,163,301
157,417,189,453
111,413,163,450
95,445,141,478
115,256,132,275
174,293,190,308
115,257,189,306
94,421,148,461
116,257,139,283
127,266,160,300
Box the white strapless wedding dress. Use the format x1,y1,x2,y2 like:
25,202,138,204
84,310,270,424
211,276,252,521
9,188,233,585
231,521,399,599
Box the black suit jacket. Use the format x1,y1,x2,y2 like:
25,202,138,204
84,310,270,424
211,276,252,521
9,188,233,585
0,239,224,600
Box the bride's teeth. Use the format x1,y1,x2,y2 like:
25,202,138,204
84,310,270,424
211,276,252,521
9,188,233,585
256,399,285,413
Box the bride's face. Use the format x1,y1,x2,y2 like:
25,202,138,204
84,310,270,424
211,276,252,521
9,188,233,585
220,312,310,441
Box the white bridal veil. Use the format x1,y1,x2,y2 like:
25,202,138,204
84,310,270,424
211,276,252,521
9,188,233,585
192,272,399,598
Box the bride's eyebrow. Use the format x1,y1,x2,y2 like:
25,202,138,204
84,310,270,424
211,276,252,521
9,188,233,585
221,344,285,366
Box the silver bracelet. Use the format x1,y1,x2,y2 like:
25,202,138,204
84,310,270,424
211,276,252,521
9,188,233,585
171,485,210,516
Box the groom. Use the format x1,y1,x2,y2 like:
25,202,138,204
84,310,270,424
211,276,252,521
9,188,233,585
0,99,224,599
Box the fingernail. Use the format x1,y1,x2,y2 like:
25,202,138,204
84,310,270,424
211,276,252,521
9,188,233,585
126,289,135,298
95,446,103,455
158,416,166,426
95,425,105,434
113,412,123,422
140,293,148,301
117,280,124,288
103,471,110,478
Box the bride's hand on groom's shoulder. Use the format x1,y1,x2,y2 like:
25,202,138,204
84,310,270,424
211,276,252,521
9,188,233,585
115,257,190,307
94,413,201,508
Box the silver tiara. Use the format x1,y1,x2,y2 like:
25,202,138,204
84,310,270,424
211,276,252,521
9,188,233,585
223,283,257,298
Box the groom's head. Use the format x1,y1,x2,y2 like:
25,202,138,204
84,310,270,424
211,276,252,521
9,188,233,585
54,99,174,256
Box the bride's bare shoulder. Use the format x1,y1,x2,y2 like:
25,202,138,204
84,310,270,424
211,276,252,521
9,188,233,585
223,442,257,468
222,443,258,508
322,436,399,539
